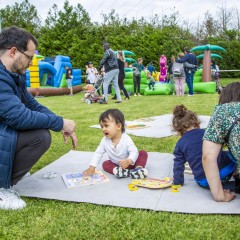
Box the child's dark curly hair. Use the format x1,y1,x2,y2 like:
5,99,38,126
172,105,200,136
99,109,125,132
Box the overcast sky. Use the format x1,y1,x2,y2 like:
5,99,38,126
0,0,239,25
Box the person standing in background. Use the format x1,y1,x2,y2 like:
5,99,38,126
167,56,175,95
99,43,122,104
211,60,221,92
172,53,185,97
113,51,129,100
176,47,197,96
131,58,145,96
65,66,73,96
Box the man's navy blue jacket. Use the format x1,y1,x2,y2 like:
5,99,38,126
0,62,63,188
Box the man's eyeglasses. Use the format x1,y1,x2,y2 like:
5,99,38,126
16,48,34,62
7,47,34,63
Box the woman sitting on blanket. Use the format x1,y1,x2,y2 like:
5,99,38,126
83,109,148,179
172,104,236,188
202,82,240,202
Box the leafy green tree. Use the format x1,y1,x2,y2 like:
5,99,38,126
208,35,240,78
38,0,94,68
0,0,41,37
2,0,237,77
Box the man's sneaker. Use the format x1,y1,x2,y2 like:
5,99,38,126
113,167,130,178
0,188,26,210
130,167,148,179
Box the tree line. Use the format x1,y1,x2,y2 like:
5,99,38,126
1,0,240,77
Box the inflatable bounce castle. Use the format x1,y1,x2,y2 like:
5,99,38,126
112,50,217,96
26,54,82,96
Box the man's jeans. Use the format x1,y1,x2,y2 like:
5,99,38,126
12,129,51,185
185,70,195,95
103,69,121,102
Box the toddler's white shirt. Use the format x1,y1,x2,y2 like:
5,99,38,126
90,133,139,167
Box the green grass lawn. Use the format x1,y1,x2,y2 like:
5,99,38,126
1,79,239,240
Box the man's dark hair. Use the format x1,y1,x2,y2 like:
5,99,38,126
99,109,125,132
184,47,190,53
0,26,38,52
103,42,110,51
219,82,240,104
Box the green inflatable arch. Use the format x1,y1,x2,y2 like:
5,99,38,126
122,68,216,95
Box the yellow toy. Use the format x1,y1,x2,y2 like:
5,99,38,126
128,183,139,191
171,184,181,192
130,177,172,189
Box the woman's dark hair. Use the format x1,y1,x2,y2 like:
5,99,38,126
0,26,38,52
99,109,125,132
172,105,200,136
219,82,240,104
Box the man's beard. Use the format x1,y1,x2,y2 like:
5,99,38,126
11,58,28,75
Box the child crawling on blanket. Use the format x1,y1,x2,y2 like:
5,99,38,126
83,109,148,179
172,104,236,188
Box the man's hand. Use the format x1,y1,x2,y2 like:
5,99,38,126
119,159,133,169
83,166,96,176
62,131,78,149
62,119,76,134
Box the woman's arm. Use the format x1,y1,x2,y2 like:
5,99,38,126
202,140,236,202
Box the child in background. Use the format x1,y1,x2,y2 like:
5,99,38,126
172,104,236,188
167,56,175,95
64,66,73,96
86,62,98,85
146,72,155,90
83,109,148,179
211,60,221,92
147,61,156,75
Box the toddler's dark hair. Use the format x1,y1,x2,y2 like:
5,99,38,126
99,109,125,132
172,105,200,136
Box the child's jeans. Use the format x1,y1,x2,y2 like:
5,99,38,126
148,82,155,89
102,150,148,175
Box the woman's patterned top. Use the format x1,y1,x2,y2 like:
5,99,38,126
203,102,240,168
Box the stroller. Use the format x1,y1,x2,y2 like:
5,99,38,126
84,74,103,104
